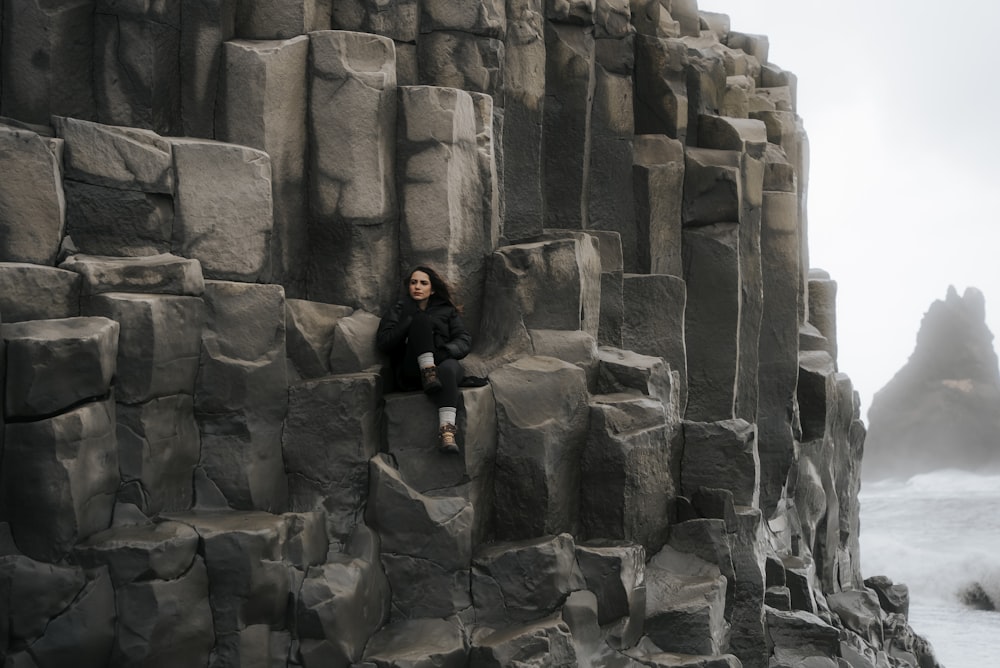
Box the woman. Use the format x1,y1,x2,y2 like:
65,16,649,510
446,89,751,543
376,266,472,453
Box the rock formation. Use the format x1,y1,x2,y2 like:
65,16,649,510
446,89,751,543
0,1,940,667
865,285,1000,479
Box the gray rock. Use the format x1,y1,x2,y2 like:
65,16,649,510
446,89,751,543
282,511,329,569
332,0,418,42
165,511,292,635
72,519,200,587
170,138,273,282
179,0,237,137
682,223,740,421
2,316,118,418
472,533,585,626
363,617,468,667
797,350,835,441
681,419,758,507
53,116,173,193
115,395,201,514
82,293,205,404
682,147,741,227
218,36,310,295
545,0,595,24
3,398,119,561
828,590,883,647
0,125,65,264
621,273,687,412
500,0,546,239
418,31,505,98
644,545,729,655
112,557,214,668
64,181,174,257
634,35,688,139
808,273,838,363
470,613,578,667
329,309,383,373
60,253,205,297
864,576,909,617
596,346,679,414
765,606,840,665
575,541,645,628
471,93,503,249
491,356,589,539
93,0,181,135
196,281,288,512
543,22,595,228
367,455,474,618
24,566,115,668
307,30,398,312
235,0,331,38
285,299,355,379
629,0,680,38
397,85,487,334
0,262,80,323
422,0,505,36
297,554,391,668
633,134,684,276
383,386,498,544
530,329,598,386
581,394,675,553
283,373,381,541
0,555,86,641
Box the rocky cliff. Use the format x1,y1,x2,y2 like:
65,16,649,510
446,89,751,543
865,286,1000,480
0,1,940,667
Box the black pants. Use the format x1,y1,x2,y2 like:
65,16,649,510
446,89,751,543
401,311,464,408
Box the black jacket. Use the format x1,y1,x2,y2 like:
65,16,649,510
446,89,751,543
376,294,472,379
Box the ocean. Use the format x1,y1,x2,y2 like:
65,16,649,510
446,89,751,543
858,470,1000,667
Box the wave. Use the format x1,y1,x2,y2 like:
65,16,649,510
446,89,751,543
859,469,1000,610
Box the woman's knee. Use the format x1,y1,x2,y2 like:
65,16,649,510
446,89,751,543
436,358,462,383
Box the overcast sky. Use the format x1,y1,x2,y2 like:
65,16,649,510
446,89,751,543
703,0,1000,414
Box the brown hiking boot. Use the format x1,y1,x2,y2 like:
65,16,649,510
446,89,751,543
421,365,442,393
439,423,459,453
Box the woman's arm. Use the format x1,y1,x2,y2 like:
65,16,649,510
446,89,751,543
376,300,415,352
442,308,472,360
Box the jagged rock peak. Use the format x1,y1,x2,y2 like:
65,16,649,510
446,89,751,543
865,286,1000,479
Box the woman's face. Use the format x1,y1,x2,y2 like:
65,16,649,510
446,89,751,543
408,270,434,303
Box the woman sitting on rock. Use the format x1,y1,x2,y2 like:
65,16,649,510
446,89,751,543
376,265,471,453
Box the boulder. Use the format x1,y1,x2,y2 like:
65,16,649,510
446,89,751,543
60,253,205,297
111,558,215,668
2,398,119,561
530,329,598,385
82,293,205,404
765,607,840,666
307,30,398,312
575,541,645,629
297,554,391,668
195,281,288,512
490,356,589,539
0,0,95,124
470,614,578,667
581,394,676,553
827,590,883,647
682,147,741,227
52,116,173,193
644,545,729,655
282,511,329,569
0,125,65,264
596,346,679,414
0,555,86,642
363,618,468,667
115,394,201,514
681,419,759,508
543,21,595,228
3,316,118,419
864,576,909,617
328,309,383,374
72,519,200,587
169,138,273,282
64,181,174,257
367,455,474,618
421,0,505,36
284,299,355,379
397,85,488,333
0,263,80,323
634,35,688,140
93,0,182,134
283,373,381,541
471,533,585,626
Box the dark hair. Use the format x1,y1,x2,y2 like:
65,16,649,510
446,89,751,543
407,265,461,311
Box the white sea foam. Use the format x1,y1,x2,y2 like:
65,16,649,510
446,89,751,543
859,469,1000,666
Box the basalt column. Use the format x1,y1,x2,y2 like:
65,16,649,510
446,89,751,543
307,30,398,312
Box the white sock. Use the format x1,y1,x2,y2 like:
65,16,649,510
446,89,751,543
418,353,435,369
439,407,457,427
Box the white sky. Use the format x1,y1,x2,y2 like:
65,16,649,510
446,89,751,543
702,0,1000,415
